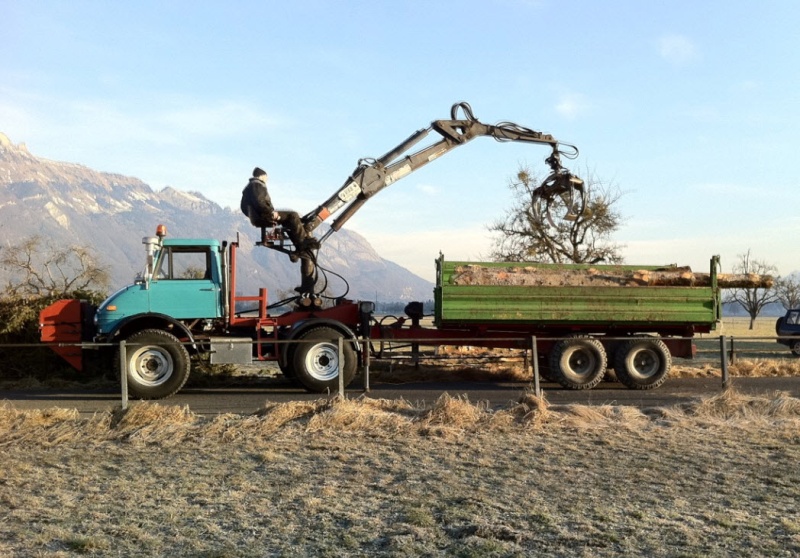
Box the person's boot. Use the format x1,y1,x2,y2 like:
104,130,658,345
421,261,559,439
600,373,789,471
302,237,320,250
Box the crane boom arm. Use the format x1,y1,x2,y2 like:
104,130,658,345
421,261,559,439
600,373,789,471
302,102,580,237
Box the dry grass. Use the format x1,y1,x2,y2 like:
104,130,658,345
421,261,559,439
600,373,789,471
1,391,799,556
702,316,779,338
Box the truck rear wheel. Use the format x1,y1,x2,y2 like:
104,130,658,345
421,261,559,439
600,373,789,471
291,326,357,392
613,339,671,389
279,345,298,382
549,338,607,390
119,329,191,399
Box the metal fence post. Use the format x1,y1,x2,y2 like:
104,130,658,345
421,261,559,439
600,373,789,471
362,338,371,393
531,336,541,398
119,340,128,410
338,336,345,398
719,335,730,389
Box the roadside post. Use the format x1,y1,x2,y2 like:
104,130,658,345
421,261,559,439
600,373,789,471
720,335,730,388
119,340,128,410
531,336,541,398
338,336,345,397
359,305,372,393
362,338,371,392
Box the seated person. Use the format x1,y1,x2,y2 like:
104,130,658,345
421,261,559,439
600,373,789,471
241,167,318,294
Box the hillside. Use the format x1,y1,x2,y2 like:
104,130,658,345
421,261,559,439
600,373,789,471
0,133,433,302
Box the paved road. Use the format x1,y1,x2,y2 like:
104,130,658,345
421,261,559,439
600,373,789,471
2,376,799,416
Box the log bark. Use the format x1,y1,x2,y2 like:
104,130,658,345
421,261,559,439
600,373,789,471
450,265,773,289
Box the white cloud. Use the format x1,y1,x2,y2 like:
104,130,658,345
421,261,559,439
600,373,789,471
620,223,800,276
555,93,589,120
657,34,698,66
159,101,282,138
736,80,760,93
697,182,761,196
416,183,439,196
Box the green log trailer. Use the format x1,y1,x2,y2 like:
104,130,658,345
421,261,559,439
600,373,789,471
40,230,722,397
374,256,722,391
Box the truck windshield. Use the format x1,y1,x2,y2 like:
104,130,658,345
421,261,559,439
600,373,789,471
155,247,213,280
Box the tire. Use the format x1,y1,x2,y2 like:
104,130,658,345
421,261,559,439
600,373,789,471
536,364,558,383
790,339,800,357
548,337,607,390
279,344,298,382
291,326,357,393
118,329,191,399
613,338,671,390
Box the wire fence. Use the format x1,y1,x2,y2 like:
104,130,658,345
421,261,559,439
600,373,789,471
4,334,799,410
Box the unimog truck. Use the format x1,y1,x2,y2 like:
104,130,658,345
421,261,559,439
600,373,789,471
41,226,747,398
38,102,772,398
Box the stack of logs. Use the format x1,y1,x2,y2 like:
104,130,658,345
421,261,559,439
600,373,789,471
450,264,773,289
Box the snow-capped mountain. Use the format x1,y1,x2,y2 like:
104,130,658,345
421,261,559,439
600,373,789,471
0,132,433,302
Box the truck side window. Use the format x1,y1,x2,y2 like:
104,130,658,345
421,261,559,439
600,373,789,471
155,248,212,280
788,311,800,325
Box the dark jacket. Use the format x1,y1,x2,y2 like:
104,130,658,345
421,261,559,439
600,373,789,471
240,177,275,227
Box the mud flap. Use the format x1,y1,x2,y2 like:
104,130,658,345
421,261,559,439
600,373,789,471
39,299,84,371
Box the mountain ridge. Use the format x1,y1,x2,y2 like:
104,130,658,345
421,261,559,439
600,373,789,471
0,132,434,302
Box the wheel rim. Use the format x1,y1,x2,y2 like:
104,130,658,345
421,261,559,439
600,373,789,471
563,346,598,379
129,346,174,386
627,347,661,380
303,342,339,381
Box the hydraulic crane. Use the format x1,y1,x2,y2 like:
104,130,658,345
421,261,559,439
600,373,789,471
302,101,585,243
258,101,585,304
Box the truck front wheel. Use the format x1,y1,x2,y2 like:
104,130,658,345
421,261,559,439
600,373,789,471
119,329,191,399
291,327,357,393
549,338,607,390
613,339,671,389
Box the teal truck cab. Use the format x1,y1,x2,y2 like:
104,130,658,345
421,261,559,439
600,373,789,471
41,225,371,399
94,233,225,338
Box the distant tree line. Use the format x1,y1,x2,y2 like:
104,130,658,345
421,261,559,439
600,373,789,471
723,249,800,329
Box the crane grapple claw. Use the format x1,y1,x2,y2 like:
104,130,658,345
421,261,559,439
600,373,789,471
532,171,590,227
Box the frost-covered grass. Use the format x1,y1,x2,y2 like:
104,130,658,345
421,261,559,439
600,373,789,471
1,390,799,557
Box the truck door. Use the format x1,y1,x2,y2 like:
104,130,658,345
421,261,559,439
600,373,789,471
149,246,222,318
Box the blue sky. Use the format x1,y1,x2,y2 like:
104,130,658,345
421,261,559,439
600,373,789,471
2,0,798,281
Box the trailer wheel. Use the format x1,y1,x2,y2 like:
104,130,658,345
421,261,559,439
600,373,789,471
118,329,191,399
549,338,607,390
536,364,558,383
291,327,357,392
613,339,671,389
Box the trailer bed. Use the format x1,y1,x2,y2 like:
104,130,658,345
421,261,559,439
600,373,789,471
435,258,721,331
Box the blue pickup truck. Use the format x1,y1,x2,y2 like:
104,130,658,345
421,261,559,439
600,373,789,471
775,309,800,356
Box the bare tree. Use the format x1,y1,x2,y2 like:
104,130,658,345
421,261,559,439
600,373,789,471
0,235,110,297
775,272,800,310
724,249,778,329
489,166,625,264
